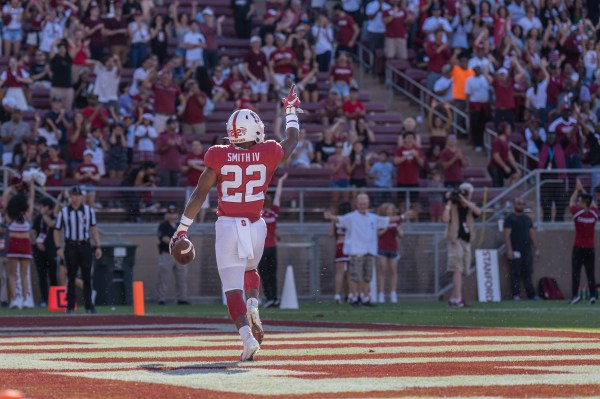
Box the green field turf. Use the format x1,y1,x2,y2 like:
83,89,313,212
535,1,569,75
1,301,599,329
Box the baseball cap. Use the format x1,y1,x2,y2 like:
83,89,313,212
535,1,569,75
202,8,214,16
167,116,178,124
497,68,509,75
167,204,178,213
275,33,286,42
142,113,155,122
51,95,62,102
250,35,261,44
49,144,60,150
431,4,441,10
83,149,94,157
329,87,340,95
70,185,83,195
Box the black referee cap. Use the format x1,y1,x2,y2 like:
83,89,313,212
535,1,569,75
70,186,83,195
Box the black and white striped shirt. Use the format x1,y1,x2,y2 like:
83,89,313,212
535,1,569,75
55,205,97,242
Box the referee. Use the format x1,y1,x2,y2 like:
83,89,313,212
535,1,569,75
53,186,103,314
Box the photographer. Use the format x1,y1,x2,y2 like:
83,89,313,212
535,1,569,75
442,182,481,307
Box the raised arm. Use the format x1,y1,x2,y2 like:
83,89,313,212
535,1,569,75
273,173,287,207
279,84,301,166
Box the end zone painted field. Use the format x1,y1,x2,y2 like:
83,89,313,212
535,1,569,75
1,316,600,399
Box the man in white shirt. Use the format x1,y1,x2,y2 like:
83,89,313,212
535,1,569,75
184,20,206,69
465,66,492,151
129,56,156,97
433,64,454,102
324,193,405,306
91,55,121,109
365,0,390,50
422,5,452,42
518,6,542,35
468,44,495,74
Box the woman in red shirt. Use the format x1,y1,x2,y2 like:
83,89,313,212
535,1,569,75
331,201,352,304
376,203,403,303
329,52,354,98
68,28,90,85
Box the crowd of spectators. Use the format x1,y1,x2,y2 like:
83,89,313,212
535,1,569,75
0,0,594,224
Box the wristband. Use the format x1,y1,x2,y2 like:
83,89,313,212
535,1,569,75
286,114,299,130
179,215,193,230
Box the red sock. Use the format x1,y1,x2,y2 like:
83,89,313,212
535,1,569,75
226,291,246,321
244,269,260,291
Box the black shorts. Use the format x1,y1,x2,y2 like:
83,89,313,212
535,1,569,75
305,83,317,92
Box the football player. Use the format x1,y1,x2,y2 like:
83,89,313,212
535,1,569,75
170,85,301,361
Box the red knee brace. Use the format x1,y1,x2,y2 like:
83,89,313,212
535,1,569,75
226,291,246,321
244,269,260,291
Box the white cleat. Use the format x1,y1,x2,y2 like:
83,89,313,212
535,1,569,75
241,336,260,361
247,304,264,344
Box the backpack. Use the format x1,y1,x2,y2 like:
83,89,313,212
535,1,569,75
538,277,565,300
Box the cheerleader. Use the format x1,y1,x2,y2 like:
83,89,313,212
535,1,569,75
6,182,34,309
331,201,352,304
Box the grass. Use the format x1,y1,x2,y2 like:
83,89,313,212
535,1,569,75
1,300,600,329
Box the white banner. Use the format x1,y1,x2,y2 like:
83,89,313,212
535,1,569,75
475,249,501,302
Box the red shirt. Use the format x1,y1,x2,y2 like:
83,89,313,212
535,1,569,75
342,99,365,120
244,50,268,81
488,137,509,168
75,162,99,183
84,18,104,46
335,14,356,45
571,206,598,248
200,24,218,50
378,221,400,251
82,107,108,131
262,205,279,248
204,140,284,220
269,48,296,75
547,74,564,106
330,64,353,83
394,146,421,185
3,67,27,88
548,116,579,156
153,82,181,115
493,78,515,109
328,154,350,179
183,153,205,186
181,92,207,125
439,148,464,183
425,41,450,73
42,158,66,186
383,8,409,38
68,127,87,162
156,132,187,172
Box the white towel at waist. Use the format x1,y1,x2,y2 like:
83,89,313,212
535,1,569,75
234,217,254,260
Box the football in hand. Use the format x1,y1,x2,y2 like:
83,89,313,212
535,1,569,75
171,237,195,266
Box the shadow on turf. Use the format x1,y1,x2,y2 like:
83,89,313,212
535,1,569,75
140,363,247,375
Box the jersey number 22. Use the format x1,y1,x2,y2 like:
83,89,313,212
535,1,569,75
220,164,266,203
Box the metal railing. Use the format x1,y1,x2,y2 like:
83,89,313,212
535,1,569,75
355,41,375,88
483,127,539,175
385,63,469,137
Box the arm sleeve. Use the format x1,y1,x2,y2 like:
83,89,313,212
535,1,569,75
55,209,63,230
90,207,97,226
